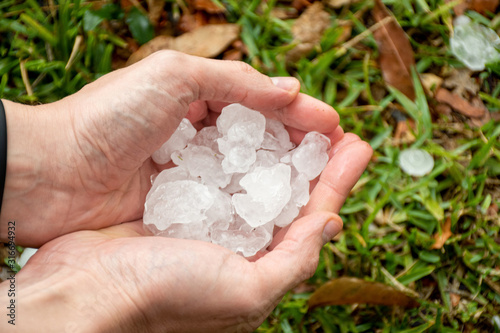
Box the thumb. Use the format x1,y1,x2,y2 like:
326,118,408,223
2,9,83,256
69,51,301,165
255,212,343,297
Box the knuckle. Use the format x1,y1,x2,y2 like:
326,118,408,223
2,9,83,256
232,60,259,76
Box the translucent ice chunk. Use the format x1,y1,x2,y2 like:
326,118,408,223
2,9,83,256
191,126,221,152
211,217,273,257
233,164,292,227
183,145,231,188
147,167,190,201
291,172,310,206
205,186,234,226
273,201,300,228
152,118,197,164
145,221,210,242
261,118,295,152
216,104,266,137
272,172,309,228
144,180,214,230
292,132,331,180
450,16,500,71
227,121,265,149
254,149,280,168
399,148,434,177
220,145,256,174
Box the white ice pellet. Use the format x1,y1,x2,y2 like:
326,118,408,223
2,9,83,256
232,164,292,227
292,132,331,180
144,180,214,231
450,16,500,71
152,118,197,164
145,103,331,257
399,148,434,177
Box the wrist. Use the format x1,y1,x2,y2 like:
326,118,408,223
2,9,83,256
0,100,78,246
0,264,132,332
0,100,42,245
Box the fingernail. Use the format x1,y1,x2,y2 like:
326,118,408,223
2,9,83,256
271,77,299,92
322,218,342,244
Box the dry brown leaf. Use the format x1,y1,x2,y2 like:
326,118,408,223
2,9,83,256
442,69,479,98
270,7,299,20
420,73,443,96
431,217,453,250
446,0,499,15
394,119,416,144
450,292,461,307
286,2,331,62
178,11,208,32
435,88,487,118
147,0,165,26
373,0,417,100
193,0,226,14
308,277,420,309
173,24,239,57
292,0,312,12
324,0,354,8
127,24,240,65
127,36,174,65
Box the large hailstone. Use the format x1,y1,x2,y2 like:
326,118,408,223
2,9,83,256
152,118,197,164
144,103,332,257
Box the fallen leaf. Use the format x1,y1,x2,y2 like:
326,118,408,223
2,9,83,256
286,2,331,62
434,103,453,116
127,35,174,65
222,40,247,61
325,0,354,8
420,73,443,96
127,24,240,65
442,68,479,98
431,217,453,249
173,24,239,57
394,119,416,144
178,11,207,32
373,0,417,100
270,7,299,20
292,0,312,12
308,277,420,309
435,88,487,118
450,292,461,307
147,0,165,26
193,0,226,14
446,0,499,15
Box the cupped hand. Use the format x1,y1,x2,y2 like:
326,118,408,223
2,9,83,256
0,51,341,246
7,134,372,333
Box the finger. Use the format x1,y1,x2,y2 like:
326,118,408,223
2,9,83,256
186,100,208,125
303,138,372,215
287,124,344,145
255,212,343,296
95,220,146,238
207,93,339,134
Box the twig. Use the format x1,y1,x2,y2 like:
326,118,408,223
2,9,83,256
19,60,33,97
381,266,420,298
65,35,83,71
339,16,394,53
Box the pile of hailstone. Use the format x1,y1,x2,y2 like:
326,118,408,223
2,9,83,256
144,104,331,257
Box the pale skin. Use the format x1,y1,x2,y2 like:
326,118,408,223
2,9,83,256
0,51,372,332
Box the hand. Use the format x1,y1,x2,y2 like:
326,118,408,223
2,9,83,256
1,134,372,333
0,51,341,246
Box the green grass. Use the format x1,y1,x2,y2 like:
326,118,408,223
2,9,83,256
1,0,499,332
